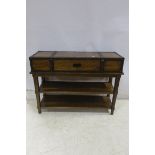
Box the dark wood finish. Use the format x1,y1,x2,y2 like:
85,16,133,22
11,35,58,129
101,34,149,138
111,76,121,115
53,51,100,58
40,81,113,95
99,52,124,58
53,59,100,72
103,60,122,72
107,77,113,97
30,72,123,77
29,51,124,74
29,51,56,58
29,51,124,114
32,75,41,113
41,95,111,108
109,77,112,83
32,59,51,71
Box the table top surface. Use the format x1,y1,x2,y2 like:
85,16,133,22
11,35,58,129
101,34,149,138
30,51,124,59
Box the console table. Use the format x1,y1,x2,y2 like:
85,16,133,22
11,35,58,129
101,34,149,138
29,51,124,114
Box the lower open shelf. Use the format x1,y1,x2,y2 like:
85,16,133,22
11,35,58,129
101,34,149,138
40,81,113,95
41,95,111,109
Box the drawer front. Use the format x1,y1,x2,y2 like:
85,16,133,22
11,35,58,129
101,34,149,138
32,59,50,71
53,59,100,72
103,60,122,72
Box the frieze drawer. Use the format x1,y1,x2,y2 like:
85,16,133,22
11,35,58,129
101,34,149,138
53,59,100,72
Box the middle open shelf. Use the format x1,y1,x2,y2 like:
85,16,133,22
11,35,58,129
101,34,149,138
40,81,113,95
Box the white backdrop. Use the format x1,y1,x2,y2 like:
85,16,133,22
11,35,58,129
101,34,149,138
26,0,129,98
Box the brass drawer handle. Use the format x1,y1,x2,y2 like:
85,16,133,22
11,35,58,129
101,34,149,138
73,63,82,68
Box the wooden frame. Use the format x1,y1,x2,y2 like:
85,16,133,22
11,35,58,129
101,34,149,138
30,51,124,115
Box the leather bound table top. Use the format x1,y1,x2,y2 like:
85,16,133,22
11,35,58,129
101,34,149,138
30,51,124,59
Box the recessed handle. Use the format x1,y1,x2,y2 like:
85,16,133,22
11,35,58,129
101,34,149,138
73,63,81,68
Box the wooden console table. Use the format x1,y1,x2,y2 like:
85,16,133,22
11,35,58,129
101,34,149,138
29,51,124,114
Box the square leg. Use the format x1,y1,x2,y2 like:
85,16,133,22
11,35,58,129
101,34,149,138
33,75,41,114
111,76,121,115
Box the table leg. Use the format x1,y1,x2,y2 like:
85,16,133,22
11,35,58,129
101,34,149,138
111,76,121,115
33,75,41,113
107,77,112,97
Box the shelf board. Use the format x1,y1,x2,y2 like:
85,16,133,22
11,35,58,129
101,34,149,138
41,95,111,109
40,81,113,95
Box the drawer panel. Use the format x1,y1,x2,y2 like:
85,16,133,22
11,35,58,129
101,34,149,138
32,59,50,71
53,59,100,72
103,60,122,72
